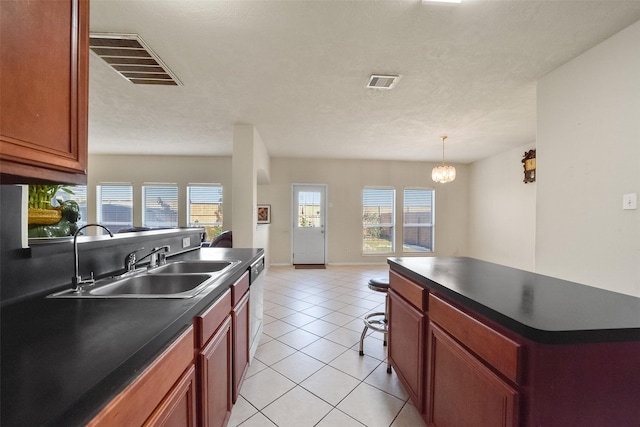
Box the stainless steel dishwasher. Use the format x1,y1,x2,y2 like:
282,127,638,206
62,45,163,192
248,256,265,361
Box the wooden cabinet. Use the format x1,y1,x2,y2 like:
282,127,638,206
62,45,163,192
427,323,519,427
388,270,520,426
195,289,233,427
88,327,196,427
199,316,232,427
388,288,426,412
389,261,640,427
232,292,250,403
88,276,252,427
231,272,250,403
144,366,197,427
0,0,89,184
388,270,428,413
426,294,520,427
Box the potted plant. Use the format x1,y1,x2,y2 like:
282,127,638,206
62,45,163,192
28,185,81,237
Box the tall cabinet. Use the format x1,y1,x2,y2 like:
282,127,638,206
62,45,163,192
0,0,89,184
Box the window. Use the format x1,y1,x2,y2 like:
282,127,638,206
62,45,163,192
298,190,321,228
187,184,223,240
363,188,395,254
54,185,87,228
403,189,434,252
142,185,178,228
97,184,133,233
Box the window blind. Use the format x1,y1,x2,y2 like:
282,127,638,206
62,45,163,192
142,185,178,228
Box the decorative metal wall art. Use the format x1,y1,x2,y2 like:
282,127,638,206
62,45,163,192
522,149,536,183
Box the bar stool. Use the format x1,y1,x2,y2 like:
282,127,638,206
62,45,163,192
358,277,390,357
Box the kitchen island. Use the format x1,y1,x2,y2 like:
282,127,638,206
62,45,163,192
387,257,640,427
1,246,263,427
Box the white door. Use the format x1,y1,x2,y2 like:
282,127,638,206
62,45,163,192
292,185,326,265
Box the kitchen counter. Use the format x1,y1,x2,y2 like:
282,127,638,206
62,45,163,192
1,247,263,427
387,257,640,426
388,256,640,344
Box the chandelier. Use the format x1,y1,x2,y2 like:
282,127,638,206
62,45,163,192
431,136,456,183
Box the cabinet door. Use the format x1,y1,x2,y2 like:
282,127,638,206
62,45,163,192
0,0,89,184
232,291,250,403
199,315,232,427
388,289,426,412
427,323,519,427
144,365,197,427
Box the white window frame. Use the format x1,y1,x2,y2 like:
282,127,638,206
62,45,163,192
362,187,396,254
187,184,223,239
402,188,435,253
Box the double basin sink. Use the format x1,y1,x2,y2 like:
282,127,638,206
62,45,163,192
49,260,241,299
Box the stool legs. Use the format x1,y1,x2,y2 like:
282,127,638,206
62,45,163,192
358,293,389,356
358,322,369,356
359,278,392,375
383,292,388,346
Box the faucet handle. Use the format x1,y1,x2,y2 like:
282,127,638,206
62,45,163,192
72,272,95,292
124,247,145,271
152,245,170,266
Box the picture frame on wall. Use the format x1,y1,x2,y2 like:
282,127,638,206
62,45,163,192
257,205,271,224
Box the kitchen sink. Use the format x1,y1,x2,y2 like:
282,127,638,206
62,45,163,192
48,260,241,299
89,274,211,296
148,260,239,275
49,273,214,299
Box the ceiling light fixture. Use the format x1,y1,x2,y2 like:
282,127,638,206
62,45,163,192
432,136,456,183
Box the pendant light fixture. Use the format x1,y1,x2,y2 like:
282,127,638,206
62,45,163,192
431,136,456,183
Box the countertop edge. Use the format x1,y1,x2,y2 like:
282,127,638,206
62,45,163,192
388,257,640,345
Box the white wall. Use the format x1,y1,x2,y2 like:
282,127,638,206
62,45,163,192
88,154,232,229
260,157,469,265
468,144,536,271
232,124,271,264
536,21,640,297
232,125,258,249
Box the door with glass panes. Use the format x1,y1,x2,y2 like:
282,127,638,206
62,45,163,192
292,184,326,265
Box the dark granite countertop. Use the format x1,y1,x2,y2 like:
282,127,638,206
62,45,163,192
388,257,640,344
1,247,263,427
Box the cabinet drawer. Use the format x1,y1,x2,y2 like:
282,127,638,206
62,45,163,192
195,290,232,348
231,271,249,306
429,294,521,384
390,270,428,311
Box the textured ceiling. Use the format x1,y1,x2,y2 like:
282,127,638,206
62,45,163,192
88,0,640,163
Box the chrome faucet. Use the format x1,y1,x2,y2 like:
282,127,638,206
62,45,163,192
72,224,114,292
136,245,170,269
123,247,145,273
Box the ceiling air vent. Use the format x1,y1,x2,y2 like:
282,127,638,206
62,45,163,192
89,33,182,86
366,74,402,90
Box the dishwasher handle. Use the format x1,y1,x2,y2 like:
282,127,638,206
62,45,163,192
250,256,265,284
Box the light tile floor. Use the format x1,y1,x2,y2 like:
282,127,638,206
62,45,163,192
229,265,425,427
